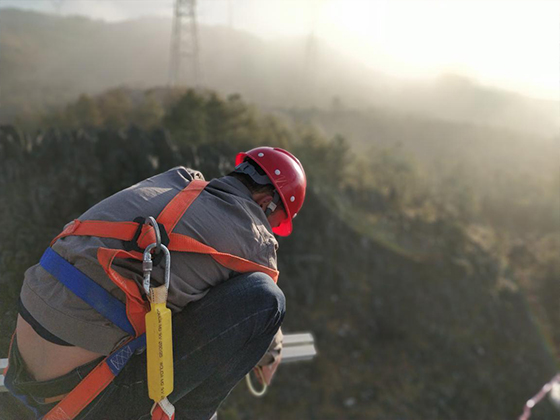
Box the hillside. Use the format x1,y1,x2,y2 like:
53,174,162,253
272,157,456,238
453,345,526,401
0,124,558,419
0,8,558,137
0,10,558,417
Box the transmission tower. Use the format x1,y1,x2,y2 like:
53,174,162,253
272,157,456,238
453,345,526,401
169,0,201,87
52,0,65,14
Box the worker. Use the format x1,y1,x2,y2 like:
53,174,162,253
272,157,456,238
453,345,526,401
3,146,307,420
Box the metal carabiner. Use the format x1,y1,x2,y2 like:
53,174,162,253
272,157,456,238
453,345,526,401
142,217,171,296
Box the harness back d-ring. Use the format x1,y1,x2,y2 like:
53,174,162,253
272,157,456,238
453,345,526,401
142,217,171,295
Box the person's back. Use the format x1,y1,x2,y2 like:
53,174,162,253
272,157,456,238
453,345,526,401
6,147,306,420
17,166,279,382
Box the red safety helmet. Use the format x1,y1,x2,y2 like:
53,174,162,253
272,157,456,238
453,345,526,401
236,147,307,236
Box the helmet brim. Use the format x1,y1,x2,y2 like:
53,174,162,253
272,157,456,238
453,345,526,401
272,217,292,237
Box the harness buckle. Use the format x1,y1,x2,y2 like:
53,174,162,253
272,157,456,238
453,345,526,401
142,217,172,295
124,217,170,266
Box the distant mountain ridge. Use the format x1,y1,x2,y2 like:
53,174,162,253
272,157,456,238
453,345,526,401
0,8,558,137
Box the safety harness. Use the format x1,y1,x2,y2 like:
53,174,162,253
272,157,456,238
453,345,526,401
21,179,279,420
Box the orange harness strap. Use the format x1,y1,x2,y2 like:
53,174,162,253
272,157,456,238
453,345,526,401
52,222,280,284
43,359,115,420
168,233,279,282
97,247,150,336
52,180,279,284
49,180,208,248
156,179,208,234
50,220,158,247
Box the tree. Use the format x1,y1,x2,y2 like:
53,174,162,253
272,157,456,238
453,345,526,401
68,94,102,128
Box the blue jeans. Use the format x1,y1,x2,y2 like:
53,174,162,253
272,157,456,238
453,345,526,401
5,272,285,420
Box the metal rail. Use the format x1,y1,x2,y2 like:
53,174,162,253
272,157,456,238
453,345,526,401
0,358,7,392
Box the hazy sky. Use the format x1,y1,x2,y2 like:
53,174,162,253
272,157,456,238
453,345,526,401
1,0,559,100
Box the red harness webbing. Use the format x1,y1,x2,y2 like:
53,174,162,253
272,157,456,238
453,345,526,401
44,360,115,420
157,179,207,234
42,179,279,420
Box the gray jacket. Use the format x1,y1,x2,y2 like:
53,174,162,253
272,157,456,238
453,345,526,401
21,167,280,357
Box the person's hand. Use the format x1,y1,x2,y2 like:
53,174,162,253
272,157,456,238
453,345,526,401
255,353,282,386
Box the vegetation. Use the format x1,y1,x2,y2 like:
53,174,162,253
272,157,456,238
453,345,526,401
1,85,558,419
1,8,558,138
0,8,558,420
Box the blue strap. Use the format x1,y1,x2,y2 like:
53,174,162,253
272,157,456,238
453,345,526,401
106,334,146,376
40,247,136,336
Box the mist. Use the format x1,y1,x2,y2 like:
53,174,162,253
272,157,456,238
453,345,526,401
1,0,558,101
1,7,558,138
1,3,560,420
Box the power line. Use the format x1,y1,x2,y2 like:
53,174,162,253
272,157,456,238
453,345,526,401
303,0,322,106
519,374,560,420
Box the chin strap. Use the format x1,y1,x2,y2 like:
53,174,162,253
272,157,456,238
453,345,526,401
233,161,272,185
265,191,281,217
235,160,282,218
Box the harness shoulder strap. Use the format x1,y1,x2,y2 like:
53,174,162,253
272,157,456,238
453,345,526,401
155,179,280,282
157,179,208,234
168,233,279,283
49,179,209,247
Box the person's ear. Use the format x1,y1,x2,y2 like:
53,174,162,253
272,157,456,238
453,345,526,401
255,193,273,212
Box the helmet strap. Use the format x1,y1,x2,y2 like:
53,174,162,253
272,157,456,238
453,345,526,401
234,161,281,217
233,161,272,186
265,191,281,217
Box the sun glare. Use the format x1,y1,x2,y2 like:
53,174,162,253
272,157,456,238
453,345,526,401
319,0,560,99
